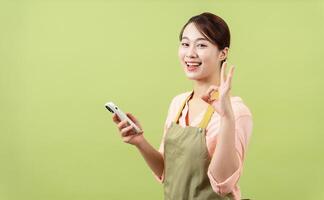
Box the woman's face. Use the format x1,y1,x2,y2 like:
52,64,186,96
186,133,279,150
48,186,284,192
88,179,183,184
178,23,225,81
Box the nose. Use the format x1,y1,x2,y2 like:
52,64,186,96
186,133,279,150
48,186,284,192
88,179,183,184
185,45,197,58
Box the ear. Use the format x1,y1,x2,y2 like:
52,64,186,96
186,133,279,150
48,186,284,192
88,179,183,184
218,47,229,61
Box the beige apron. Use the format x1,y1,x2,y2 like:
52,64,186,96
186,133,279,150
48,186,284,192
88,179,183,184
163,91,234,200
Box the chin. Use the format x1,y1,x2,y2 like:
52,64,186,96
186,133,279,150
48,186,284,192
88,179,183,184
183,67,205,80
184,73,205,80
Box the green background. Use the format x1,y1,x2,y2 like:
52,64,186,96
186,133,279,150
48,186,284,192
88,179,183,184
1,0,323,199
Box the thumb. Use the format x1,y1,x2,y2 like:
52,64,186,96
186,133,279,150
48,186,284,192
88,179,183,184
126,113,143,133
210,90,219,101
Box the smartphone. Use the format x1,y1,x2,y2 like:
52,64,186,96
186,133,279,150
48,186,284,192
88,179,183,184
105,102,142,134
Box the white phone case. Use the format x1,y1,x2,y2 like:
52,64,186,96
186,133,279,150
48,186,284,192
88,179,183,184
105,102,142,134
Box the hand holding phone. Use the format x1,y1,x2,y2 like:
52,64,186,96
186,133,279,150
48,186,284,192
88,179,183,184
105,102,142,134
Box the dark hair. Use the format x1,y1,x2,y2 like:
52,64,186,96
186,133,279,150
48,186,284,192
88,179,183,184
179,12,231,65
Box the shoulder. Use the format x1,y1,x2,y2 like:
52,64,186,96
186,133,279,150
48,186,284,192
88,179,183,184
165,91,191,117
169,90,192,107
164,91,192,126
230,96,253,119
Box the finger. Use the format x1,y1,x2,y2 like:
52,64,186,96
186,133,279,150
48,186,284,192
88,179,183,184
208,85,218,96
126,113,138,123
201,86,217,102
112,113,121,123
210,90,219,101
228,65,235,77
122,134,136,143
117,119,129,130
126,113,143,130
208,85,219,99
220,62,227,84
121,125,135,137
121,126,134,137
203,85,217,98
226,66,235,86
201,94,210,102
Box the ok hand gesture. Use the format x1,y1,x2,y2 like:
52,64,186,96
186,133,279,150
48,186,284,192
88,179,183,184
201,62,235,117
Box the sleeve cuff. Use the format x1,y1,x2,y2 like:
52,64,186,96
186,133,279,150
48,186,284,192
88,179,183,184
207,154,242,196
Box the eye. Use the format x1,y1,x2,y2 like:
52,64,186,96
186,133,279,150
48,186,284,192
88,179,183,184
197,44,207,48
181,42,189,47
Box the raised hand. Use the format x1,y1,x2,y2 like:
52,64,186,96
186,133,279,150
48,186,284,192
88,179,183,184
201,62,235,117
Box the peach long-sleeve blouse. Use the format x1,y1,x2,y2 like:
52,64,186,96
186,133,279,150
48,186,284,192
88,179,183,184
152,91,253,200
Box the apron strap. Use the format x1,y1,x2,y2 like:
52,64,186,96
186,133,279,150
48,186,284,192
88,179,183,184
198,104,215,129
173,91,194,124
173,90,215,129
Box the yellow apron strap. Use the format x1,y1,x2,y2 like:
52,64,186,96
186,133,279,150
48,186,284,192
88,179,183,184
173,90,215,128
198,90,218,129
173,91,194,123
198,105,215,129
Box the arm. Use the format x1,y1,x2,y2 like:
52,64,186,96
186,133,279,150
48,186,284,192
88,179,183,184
135,136,164,180
130,97,177,183
209,104,239,183
200,62,253,196
112,96,176,183
112,112,165,180
207,110,253,196
113,97,177,183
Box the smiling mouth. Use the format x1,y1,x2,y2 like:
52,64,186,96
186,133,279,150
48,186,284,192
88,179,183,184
185,62,202,67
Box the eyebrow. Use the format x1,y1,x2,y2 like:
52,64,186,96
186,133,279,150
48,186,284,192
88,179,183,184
181,36,208,42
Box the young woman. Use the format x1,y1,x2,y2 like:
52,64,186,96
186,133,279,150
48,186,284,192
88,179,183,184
112,12,253,200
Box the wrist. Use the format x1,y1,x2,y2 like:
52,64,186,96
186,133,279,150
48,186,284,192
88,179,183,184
221,106,235,120
223,96,234,116
213,101,234,118
134,134,146,149
221,113,235,122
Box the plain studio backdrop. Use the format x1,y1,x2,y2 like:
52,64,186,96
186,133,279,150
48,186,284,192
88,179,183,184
0,0,323,200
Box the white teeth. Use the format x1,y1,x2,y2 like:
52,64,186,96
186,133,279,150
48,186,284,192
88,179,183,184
186,62,201,66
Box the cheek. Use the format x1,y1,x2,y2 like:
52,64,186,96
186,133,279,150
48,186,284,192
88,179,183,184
178,48,185,58
198,54,218,73
200,51,218,64
198,53,211,64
